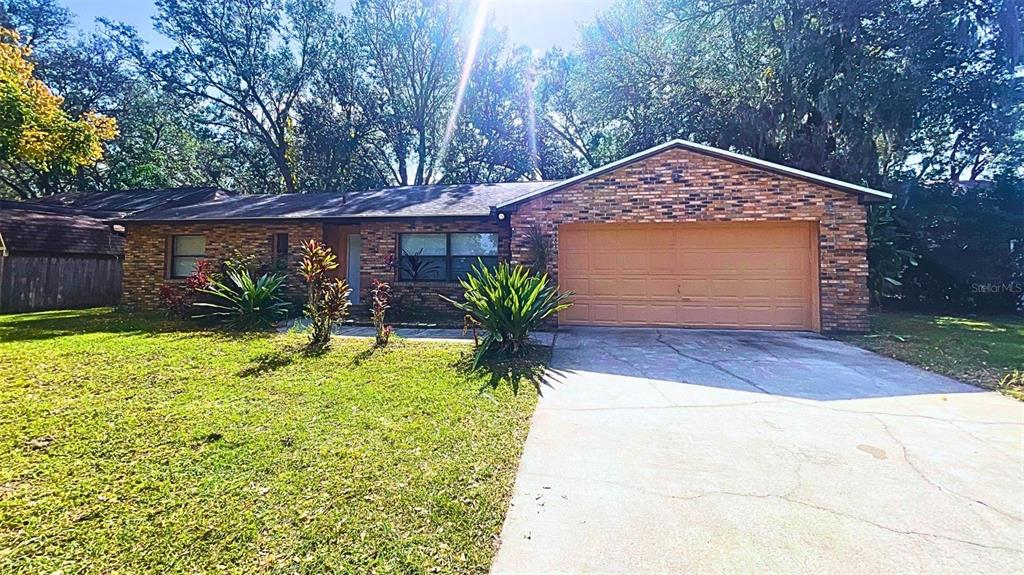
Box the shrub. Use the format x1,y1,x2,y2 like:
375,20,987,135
158,284,188,316
299,239,352,348
158,259,215,317
441,261,574,367
525,226,552,274
999,370,1023,392
888,175,1022,313
867,205,917,308
186,259,216,292
223,250,287,278
370,279,394,347
194,269,290,330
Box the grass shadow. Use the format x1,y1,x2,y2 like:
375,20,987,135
0,308,191,343
237,348,299,377
456,344,553,396
349,346,379,366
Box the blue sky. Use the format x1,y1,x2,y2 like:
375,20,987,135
63,0,616,51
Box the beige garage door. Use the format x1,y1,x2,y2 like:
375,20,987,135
557,222,819,330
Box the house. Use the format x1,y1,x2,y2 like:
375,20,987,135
0,187,231,313
115,140,891,333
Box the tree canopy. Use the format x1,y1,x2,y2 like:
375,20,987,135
0,27,116,197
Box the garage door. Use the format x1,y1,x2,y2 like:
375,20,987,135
557,222,819,330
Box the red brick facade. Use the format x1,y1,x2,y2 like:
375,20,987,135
506,147,869,332
121,146,870,332
122,222,323,310
358,219,509,319
121,218,508,322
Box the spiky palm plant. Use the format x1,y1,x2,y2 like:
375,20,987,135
441,261,574,367
194,269,290,330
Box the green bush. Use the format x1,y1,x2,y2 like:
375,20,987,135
194,269,290,330
442,261,573,367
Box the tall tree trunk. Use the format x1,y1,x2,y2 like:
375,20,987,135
414,128,427,185
273,146,298,194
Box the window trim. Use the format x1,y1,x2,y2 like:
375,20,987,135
397,232,499,283
168,234,206,279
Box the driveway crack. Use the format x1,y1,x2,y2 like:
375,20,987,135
655,330,775,395
520,470,1023,554
870,413,1023,524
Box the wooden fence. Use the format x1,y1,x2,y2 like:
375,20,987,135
0,254,122,313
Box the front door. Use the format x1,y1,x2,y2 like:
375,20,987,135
346,233,361,304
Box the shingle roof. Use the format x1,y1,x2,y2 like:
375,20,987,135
117,140,891,224
119,181,557,222
0,202,124,256
2,187,233,255
31,186,233,215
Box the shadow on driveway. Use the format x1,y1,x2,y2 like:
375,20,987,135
545,326,982,401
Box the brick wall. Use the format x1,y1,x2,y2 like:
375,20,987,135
122,218,509,322
507,147,870,333
121,146,870,331
358,218,510,320
122,222,323,310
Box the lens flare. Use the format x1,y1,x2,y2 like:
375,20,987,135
526,54,540,179
437,0,491,175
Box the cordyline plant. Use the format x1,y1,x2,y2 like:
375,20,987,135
370,279,394,347
441,260,574,367
158,259,215,317
299,239,351,348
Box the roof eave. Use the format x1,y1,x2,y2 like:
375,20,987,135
495,139,892,209
113,212,498,225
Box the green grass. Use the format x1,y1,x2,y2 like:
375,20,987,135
843,312,1024,399
0,309,541,574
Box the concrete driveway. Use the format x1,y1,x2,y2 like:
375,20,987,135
492,327,1024,574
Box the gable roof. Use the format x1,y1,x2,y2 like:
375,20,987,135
496,139,892,209
118,181,556,223
114,141,889,224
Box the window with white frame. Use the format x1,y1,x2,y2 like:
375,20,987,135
398,232,498,282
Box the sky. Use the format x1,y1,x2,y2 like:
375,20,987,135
62,0,617,51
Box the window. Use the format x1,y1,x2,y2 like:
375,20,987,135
398,232,498,282
169,235,206,278
274,233,288,261
451,232,498,280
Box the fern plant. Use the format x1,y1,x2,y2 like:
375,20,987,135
441,261,574,367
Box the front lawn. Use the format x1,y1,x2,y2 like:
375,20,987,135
0,309,539,574
843,312,1023,399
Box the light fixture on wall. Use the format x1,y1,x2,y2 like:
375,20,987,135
497,212,506,221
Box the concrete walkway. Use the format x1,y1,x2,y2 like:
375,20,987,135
492,327,1024,574
280,320,556,345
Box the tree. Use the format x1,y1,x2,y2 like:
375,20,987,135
534,48,621,172
907,0,1024,182
0,0,71,51
0,28,116,198
294,29,384,193
351,0,460,186
438,31,534,183
119,0,337,194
